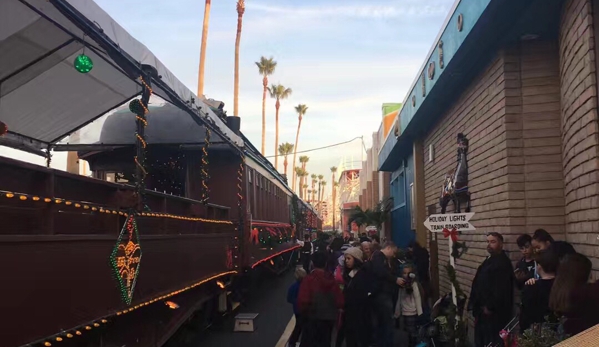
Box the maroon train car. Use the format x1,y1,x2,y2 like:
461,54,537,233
0,103,320,347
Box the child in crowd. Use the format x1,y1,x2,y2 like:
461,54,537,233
334,253,346,290
519,249,559,331
394,263,425,347
287,267,307,347
515,234,537,290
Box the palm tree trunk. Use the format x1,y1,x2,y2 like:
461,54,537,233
197,0,211,97
261,77,267,155
233,1,245,117
283,156,288,179
291,117,302,191
274,100,280,170
318,183,321,203
332,188,336,230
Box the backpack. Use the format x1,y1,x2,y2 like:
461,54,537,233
308,289,338,321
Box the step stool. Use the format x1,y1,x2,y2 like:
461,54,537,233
234,313,259,332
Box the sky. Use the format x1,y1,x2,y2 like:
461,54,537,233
1,0,455,196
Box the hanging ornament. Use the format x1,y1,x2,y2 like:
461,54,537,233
129,99,145,116
74,54,94,74
110,213,142,305
0,120,7,136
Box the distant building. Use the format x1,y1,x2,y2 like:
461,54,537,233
357,104,397,239
338,169,360,233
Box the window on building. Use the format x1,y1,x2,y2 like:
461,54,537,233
391,171,406,207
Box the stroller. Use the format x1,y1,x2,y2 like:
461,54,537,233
415,293,468,347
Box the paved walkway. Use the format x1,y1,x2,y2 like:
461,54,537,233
191,269,296,347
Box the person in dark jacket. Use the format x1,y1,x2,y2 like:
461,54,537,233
297,251,344,347
300,234,313,273
407,241,430,303
287,267,308,347
339,247,371,347
468,232,514,347
515,234,536,291
368,241,405,347
531,229,575,261
519,248,558,331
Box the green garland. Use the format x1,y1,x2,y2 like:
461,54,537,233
518,322,567,347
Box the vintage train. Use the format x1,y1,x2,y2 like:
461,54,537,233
0,1,321,346
0,102,321,347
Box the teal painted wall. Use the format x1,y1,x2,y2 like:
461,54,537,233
379,0,494,171
400,0,492,134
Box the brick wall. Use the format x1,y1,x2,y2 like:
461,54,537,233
424,54,510,298
560,0,599,275
503,40,566,248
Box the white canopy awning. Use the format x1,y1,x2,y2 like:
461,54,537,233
0,0,243,152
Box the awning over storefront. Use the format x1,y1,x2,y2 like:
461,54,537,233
0,0,243,154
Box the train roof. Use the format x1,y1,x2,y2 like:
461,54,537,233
241,133,316,213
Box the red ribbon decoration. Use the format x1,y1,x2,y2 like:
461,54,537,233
442,227,459,242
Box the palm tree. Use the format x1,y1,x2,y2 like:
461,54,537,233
233,0,245,117
368,197,393,231
348,206,370,228
296,167,307,197
320,181,327,203
317,174,324,203
278,142,294,179
197,0,212,97
348,197,392,231
301,172,309,198
292,104,308,189
267,84,292,170
299,156,310,193
256,57,277,155
294,167,303,198
307,189,312,202
311,174,317,202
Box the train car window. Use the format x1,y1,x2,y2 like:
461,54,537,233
146,148,187,196
248,168,252,184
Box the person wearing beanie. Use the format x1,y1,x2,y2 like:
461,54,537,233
339,247,372,347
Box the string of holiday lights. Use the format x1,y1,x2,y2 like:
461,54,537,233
200,127,211,202
148,151,186,196
232,158,244,269
251,246,301,269
110,213,142,305
31,271,237,347
0,190,233,224
129,75,153,211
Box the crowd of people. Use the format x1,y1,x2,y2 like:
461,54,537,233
286,229,599,347
469,229,599,345
288,232,430,347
